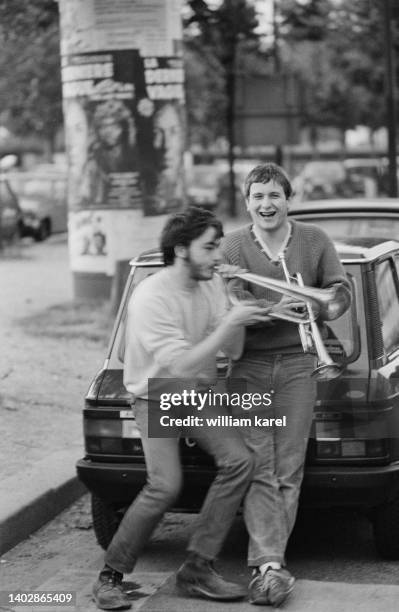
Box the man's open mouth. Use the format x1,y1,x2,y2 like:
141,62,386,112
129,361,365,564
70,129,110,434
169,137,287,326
258,210,276,218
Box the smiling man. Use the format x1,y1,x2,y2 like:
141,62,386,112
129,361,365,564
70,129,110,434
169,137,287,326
220,163,351,607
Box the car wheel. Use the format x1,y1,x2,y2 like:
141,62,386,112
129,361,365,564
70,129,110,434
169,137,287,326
34,219,50,242
373,496,399,559
91,494,123,550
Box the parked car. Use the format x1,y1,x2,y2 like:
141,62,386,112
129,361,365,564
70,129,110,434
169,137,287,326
186,161,257,213
0,155,23,247
292,160,375,202
186,165,221,210
77,234,399,559
9,167,68,241
343,158,392,197
288,198,399,242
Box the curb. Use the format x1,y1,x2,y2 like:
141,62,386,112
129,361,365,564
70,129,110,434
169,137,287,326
0,448,86,555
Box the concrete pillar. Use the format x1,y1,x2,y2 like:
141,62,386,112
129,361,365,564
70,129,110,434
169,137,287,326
57,0,185,299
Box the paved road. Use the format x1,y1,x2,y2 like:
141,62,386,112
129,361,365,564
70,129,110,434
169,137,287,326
0,495,398,612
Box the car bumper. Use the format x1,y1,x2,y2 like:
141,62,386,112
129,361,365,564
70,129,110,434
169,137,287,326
77,458,399,510
76,458,215,508
301,463,399,508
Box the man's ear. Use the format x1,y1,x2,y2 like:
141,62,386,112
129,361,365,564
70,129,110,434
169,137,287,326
175,244,188,260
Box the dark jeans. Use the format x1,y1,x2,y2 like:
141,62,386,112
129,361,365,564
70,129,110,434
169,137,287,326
105,399,254,574
231,353,317,566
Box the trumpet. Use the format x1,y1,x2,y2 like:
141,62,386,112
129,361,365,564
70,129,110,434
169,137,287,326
277,253,341,380
223,255,343,380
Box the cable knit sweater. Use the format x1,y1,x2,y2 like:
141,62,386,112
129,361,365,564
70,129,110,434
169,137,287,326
221,220,351,358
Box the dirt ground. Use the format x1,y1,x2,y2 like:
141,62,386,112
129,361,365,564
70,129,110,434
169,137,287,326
0,236,113,482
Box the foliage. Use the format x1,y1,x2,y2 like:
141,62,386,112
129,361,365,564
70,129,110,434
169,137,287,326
1,0,390,150
184,0,267,147
0,0,265,151
278,0,390,135
0,1,62,148
184,41,227,147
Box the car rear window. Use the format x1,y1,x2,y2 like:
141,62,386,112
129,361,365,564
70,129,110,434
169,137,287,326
292,215,399,242
109,264,162,366
109,265,359,368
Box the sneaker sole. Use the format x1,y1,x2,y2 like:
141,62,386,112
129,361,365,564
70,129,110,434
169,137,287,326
92,594,132,610
267,581,295,607
176,577,246,601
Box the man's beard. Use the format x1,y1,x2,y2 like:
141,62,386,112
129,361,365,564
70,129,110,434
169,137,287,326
185,254,214,281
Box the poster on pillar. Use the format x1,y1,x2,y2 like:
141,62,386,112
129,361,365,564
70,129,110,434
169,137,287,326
140,57,185,215
60,0,185,219
58,0,185,288
63,50,145,212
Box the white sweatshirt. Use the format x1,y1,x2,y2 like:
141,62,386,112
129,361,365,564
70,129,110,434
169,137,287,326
123,267,228,399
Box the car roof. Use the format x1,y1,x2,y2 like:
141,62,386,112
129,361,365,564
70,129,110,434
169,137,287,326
131,249,163,265
334,238,399,261
289,198,399,215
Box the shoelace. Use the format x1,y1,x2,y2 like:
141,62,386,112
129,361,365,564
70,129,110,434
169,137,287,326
102,570,123,586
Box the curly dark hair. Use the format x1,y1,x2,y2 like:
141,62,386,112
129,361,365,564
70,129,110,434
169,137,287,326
244,163,293,199
160,206,223,265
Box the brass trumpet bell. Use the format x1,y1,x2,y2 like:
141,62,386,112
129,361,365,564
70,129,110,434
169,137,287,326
311,362,341,380
231,272,347,321
225,263,344,381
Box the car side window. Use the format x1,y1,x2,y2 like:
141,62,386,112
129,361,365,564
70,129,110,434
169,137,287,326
322,274,358,361
375,259,399,355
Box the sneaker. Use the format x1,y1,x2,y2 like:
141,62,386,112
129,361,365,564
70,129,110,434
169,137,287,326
176,553,247,601
248,567,295,606
92,568,131,610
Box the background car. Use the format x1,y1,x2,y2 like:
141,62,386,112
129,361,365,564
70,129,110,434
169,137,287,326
292,160,347,201
9,166,68,241
186,160,257,213
292,160,378,202
77,237,399,559
0,155,23,248
186,164,221,210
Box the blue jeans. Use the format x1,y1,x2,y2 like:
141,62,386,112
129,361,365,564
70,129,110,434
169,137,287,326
105,399,254,574
230,353,317,566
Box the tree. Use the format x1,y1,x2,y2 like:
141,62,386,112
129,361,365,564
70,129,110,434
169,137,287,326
185,0,262,214
0,1,62,154
278,0,389,142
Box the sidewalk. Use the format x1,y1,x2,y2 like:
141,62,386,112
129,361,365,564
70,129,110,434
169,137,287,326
0,234,106,554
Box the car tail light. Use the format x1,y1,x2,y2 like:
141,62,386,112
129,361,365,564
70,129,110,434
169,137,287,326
85,419,122,437
84,418,143,456
316,441,341,458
